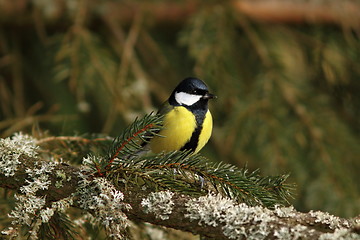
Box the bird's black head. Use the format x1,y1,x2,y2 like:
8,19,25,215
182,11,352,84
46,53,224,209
169,77,216,110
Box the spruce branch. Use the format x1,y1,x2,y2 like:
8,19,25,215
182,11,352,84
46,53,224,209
36,212,78,240
108,113,162,161
94,113,163,176
0,133,359,239
87,114,294,208
111,151,293,208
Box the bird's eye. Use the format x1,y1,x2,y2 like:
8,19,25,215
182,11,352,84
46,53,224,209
192,90,198,94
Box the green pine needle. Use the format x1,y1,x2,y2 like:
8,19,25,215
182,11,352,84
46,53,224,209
111,150,294,208
88,113,294,208
95,113,163,173
35,212,78,240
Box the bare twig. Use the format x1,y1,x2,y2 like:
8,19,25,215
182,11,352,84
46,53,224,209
36,136,109,145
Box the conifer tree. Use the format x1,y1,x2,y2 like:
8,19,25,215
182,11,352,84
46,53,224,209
0,1,359,239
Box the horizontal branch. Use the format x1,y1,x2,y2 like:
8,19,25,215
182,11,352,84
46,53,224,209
233,0,360,25
0,0,359,26
1,145,358,239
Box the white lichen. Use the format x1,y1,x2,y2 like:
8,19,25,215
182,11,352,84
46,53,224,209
55,170,67,188
291,224,314,239
39,208,55,223
8,160,59,229
274,205,297,218
8,194,46,226
19,160,57,198
21,174,50,195
27,160,57,176
51,196,73,212
76,174,131,239
319,228,360,240
1,134,76,239
185,193,358,239
185,193,276,239
309,210,350,229
10,132,38,156
274,227,292,239
0,132,38,176
141,190,175,220
273,225,316,240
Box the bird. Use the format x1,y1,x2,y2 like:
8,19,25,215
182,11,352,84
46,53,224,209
148,77,215,154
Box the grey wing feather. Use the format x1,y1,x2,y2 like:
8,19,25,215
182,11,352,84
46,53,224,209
157,100,174,116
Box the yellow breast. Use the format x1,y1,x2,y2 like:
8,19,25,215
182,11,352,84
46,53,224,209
150,106,213,154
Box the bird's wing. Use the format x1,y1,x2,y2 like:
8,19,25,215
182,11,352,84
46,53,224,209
156,100,174,116
139,100,172,149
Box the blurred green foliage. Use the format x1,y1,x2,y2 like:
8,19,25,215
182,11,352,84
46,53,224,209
0,0,359,221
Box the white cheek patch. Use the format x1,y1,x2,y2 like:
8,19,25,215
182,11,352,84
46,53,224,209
175,92,202,106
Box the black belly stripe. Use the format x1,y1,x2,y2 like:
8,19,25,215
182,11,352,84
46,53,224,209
180,125,202,152
180,107,207,152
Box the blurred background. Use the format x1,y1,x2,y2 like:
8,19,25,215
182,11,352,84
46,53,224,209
0,0,359,218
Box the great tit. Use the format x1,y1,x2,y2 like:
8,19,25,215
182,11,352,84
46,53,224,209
149,77,215,154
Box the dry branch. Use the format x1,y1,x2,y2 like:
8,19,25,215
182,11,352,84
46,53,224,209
0,0,359,26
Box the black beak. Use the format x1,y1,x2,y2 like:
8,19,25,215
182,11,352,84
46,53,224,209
202,92,217,100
